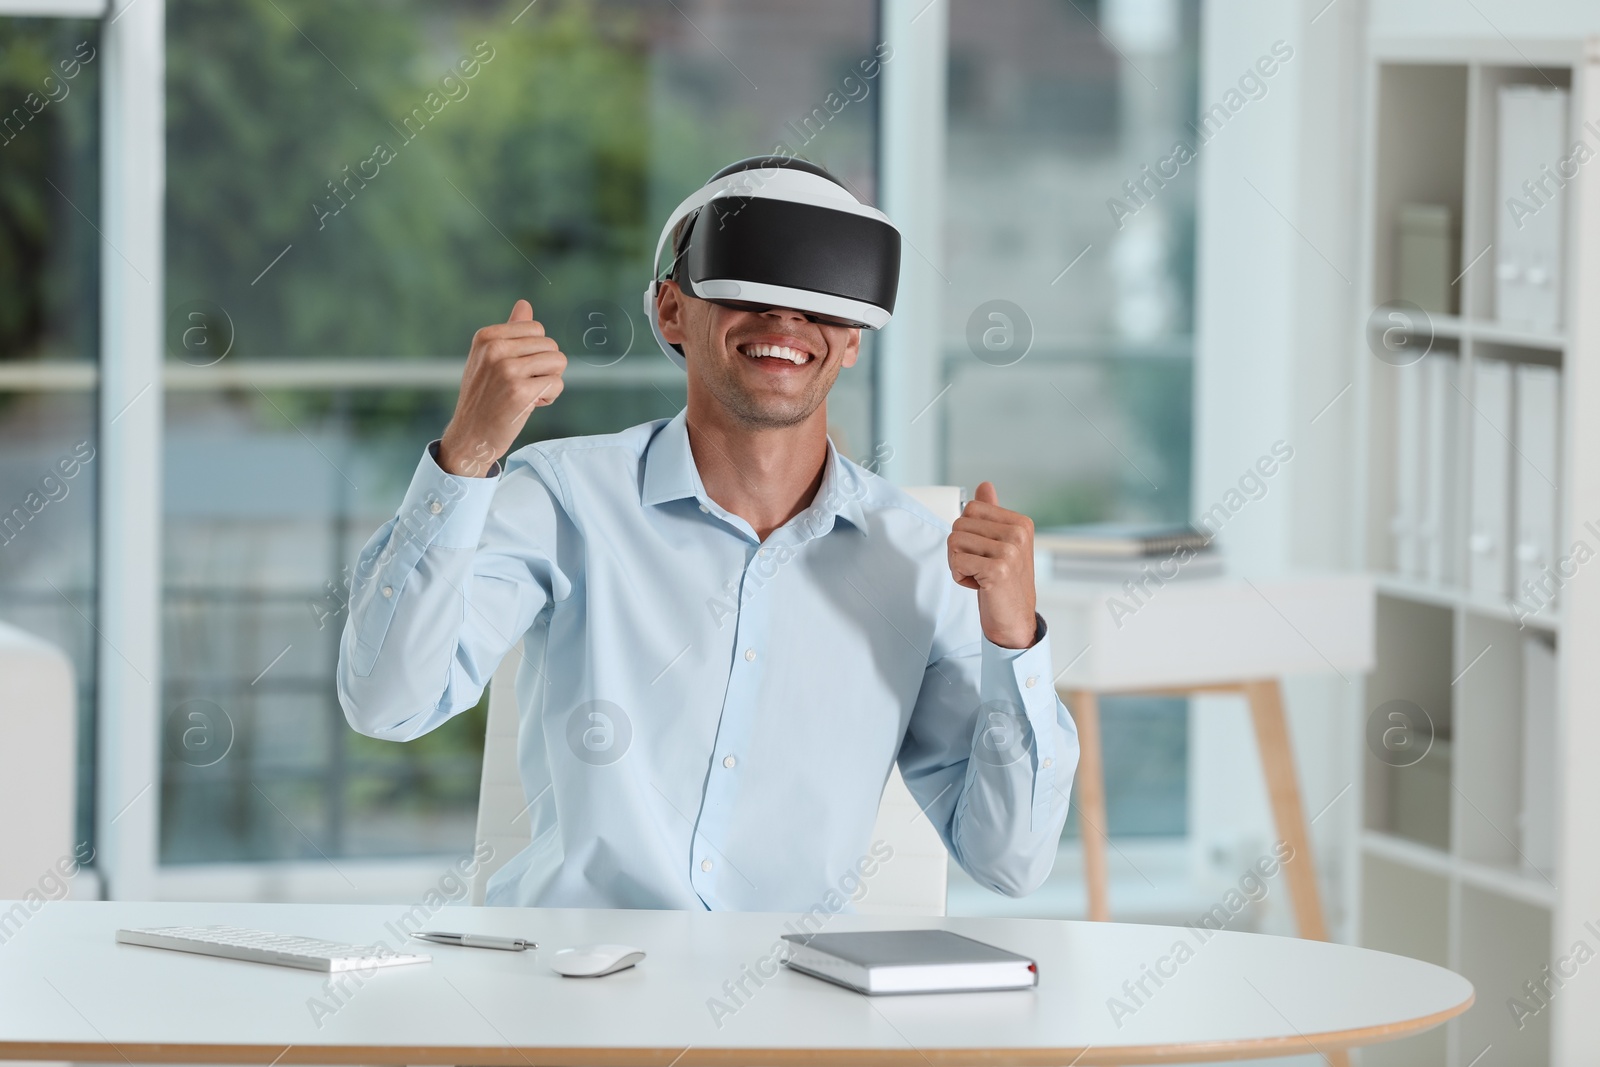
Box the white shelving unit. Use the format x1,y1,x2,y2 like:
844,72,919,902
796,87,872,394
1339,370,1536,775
1351,36,1600,1067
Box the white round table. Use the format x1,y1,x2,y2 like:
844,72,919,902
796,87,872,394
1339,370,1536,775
0,901,1472,1064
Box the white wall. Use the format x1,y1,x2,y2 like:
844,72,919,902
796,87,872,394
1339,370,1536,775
1190,0,1366,940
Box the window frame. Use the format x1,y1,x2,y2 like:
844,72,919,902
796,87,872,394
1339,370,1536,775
74,0,1198,905
74,0,949,901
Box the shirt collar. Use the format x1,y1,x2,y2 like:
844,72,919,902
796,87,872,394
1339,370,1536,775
641,408,868,534
640,409,701,508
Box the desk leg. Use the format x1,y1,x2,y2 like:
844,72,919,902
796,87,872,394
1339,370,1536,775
1248,681,1351,1067
1065,689,1110,923
1243,679,1329,943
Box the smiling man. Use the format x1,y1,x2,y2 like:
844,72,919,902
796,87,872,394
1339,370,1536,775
337,156,1080,910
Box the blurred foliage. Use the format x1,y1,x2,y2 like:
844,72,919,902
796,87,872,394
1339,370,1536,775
162,0,744,441
1024,480,1117,529
168,0,647,359
0,17,99,366
345,693,488,814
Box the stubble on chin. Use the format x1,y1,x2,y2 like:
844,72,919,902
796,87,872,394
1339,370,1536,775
700,353,832,430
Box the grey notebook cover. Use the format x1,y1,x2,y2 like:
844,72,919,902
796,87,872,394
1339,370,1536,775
780,930,1037,994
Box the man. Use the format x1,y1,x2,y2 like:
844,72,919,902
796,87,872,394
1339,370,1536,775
337,156,1079,910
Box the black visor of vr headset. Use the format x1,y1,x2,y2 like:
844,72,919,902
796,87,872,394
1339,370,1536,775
644,156,903,368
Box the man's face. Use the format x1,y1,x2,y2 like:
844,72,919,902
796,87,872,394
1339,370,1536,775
656,281,861,429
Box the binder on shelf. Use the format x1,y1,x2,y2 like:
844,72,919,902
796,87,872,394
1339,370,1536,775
1520,635,1557,876
1397,203,1455,315
1392,363,1427,578
1421,353,1459,585
1468,358,1513,599
1389,737,1452,852
1514,364,1561,607
1496,86,1569,335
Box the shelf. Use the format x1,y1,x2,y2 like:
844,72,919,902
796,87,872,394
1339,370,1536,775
1458,886,1554,1064
1353,42,1590,1065
1407,314,1568,352
1363,828,1452,878
1471,319,1566,352
1362,830,1557,909
1428,313,1465,339
1359,850,1451,1067
1373,573,1561,632
1368,38,1584,68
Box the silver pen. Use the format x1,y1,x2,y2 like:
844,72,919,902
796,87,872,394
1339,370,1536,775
413,931,537,951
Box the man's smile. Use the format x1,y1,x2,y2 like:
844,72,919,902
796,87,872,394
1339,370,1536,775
736,334,818,367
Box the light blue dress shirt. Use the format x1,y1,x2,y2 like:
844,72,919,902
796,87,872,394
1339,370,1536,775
337,409,1078,910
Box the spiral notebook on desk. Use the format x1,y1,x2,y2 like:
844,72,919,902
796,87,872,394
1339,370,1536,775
780,930,1038,995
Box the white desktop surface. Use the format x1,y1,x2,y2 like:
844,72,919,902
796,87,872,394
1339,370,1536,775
0,901,1469,1064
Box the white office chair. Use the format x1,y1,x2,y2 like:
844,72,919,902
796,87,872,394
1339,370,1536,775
470,487,963,915
0,621,77,898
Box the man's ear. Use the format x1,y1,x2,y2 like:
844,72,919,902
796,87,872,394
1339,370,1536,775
840,327,862,369
656,280,687,346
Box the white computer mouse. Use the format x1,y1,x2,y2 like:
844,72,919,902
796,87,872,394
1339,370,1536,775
549,943,646,978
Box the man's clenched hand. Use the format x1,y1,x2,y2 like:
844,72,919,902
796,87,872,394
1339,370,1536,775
438,300,567,477
947,481,1039,649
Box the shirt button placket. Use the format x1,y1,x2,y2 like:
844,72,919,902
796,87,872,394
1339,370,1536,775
695,541,768,907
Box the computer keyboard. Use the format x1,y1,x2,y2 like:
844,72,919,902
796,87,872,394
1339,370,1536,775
115,924,432,972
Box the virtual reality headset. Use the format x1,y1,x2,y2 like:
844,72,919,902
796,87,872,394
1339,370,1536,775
643,156,902,368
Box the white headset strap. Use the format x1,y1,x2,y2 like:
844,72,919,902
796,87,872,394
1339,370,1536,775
642,279,685,369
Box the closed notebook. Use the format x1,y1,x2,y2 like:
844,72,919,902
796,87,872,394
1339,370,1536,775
781,930,1038,995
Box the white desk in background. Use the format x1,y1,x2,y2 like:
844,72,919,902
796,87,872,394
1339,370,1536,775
0,901,1466,1064
1038,573,1375,937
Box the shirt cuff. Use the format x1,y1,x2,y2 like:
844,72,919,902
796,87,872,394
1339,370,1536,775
980,614,1060,832
427,439,503,480
394,440,502,551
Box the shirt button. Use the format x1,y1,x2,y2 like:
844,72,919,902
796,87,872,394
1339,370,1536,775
723,755,736,769
699,504,710,514
1025,675,1039,689
381,586,394,598
429,501,442,515
1043,757,1054,769
759,546,771,558
744,648,756,662
701,859,714,873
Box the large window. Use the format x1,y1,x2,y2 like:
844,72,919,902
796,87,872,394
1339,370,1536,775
943,0,1201,843
4,0,1206,898
0,13,101,853
159,0,881,867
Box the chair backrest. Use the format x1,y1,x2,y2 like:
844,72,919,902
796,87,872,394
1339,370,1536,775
470,486,962,913
0,621,76,898
471,646,531,905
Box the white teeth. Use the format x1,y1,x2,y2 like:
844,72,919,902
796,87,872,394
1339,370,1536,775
744,343,809,365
